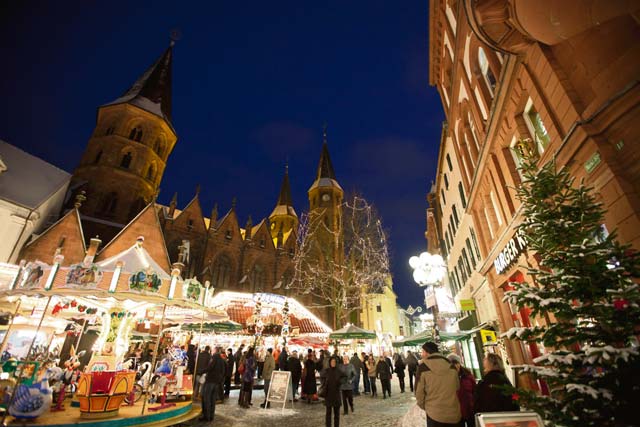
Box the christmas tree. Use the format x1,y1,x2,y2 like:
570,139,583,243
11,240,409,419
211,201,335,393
503,154,640,427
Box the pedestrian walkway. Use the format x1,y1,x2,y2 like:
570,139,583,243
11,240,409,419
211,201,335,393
184,378,415,426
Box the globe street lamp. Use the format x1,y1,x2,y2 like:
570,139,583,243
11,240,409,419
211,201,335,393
409,252,447,340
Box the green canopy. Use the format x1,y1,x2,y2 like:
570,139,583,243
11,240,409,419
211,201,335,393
329,324,377,340
395,329,433,347
180,320,243,333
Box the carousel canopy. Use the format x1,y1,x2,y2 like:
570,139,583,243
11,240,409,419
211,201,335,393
329,324,377,340
177,320,243,333
97,242,171,279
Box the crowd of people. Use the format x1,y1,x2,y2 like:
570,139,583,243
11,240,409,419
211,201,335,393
187,341,518,426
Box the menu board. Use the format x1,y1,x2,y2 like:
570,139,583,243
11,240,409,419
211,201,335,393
265,370,292,410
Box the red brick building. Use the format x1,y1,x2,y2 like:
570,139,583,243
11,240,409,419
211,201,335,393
427,0,640,387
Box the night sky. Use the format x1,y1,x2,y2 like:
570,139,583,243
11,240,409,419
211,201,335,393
0,1,444,308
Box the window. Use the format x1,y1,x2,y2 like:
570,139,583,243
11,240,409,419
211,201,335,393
129,126,143,142
225,230,232,240
155,138,165,158
120,152,132,169
250,264,266,292
105,126,115,136
470,228,481,259
452,205,460,228
462,248,472,276
146,164,155,181
490,191,503,226
466,238,477,268
446,154,453,171
441,190,446,206
524,100,550,154
259,239,265,249
212,255,231,289
93,150,103,164
100,192,118,215
376,304,382,313
187,218,194,231
444,173,449,190
478,47,497,96
458,182,467,208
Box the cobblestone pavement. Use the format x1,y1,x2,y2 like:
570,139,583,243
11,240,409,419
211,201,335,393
183,379,415,427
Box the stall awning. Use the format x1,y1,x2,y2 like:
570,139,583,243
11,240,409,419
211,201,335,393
329,324,377,340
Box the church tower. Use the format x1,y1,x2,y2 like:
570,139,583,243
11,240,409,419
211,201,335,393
269,165,298,241
69,43,177,242
308,127,343,248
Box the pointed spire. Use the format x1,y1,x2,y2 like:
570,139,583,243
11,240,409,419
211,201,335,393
276,223,284,249
210,203,218,229
195,184,201,196
276,162,294,207
169,192,178,217
231,197,237,211
317,124,336,180
245,215,253,240
103,42,173,123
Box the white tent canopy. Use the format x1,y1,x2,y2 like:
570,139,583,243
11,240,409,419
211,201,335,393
97,243,171,279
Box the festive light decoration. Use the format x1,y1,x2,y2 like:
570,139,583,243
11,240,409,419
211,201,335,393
409,252,446,286
281,299,290,338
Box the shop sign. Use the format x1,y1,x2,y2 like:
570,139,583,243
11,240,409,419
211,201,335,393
493,231,527,275
459,299,476,311
480,329,497,345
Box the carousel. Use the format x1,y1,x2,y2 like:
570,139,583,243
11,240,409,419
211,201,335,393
0,237,228,427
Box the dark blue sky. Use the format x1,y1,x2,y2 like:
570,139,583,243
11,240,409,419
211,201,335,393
0,1,444,308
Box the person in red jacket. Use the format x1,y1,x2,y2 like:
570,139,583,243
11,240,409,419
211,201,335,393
448,354,476,427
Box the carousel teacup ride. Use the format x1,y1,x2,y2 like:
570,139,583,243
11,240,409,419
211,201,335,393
75,370,136,419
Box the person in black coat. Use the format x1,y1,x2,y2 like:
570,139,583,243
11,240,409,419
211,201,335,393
321,356,346,427
376,355,393,398
393,353,406,393
200,349,225,422
224,348,234,398
194,346,211,400
287,350,302,401
475,353,519,413
303,351,318,402
278,346,289,371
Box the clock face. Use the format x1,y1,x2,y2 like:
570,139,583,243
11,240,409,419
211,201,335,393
322,194,330,202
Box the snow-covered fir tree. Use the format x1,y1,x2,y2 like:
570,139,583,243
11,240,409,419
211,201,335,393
503,154,640,427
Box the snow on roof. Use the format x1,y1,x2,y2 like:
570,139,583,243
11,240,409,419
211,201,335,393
0,141,71,209
97,241,171,279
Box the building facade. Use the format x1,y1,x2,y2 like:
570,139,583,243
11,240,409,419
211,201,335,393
428,0,640,388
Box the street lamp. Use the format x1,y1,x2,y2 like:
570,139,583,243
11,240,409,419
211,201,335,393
409,252,447,341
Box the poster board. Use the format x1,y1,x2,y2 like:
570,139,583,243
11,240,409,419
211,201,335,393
476,411,544,427
265,370,293,412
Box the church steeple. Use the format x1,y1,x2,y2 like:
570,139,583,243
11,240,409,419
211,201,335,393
309,126,343,193
69,41,178,244
103,43,174,124
269,164,298,240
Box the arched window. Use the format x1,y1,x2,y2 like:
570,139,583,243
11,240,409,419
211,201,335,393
212,255,232,289
100,192,118,215
129,126,143,142
146,164,155,181
93,150,103,164
478,47,497,96
105,125,115,136
120,151,132,169
155,138,165,158
250,264,266,292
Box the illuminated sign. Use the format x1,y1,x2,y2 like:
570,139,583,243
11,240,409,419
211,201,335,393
493,231,527,275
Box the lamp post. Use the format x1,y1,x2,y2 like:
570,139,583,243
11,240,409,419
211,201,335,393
409,252,446,341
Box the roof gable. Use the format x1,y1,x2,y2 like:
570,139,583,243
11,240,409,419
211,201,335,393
96,203,171,272
252,220,275,251
19,209,86,266
216,209,242,241
172,196,207,235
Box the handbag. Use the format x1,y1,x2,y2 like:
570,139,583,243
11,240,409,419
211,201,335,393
199,373,206,384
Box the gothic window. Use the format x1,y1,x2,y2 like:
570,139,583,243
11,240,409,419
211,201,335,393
129,126,143,142
212,255,232,289
146,164,155,181
120,151,132,169
259,239,265,249
105,125,115,136
478,47,497,96
93,150,103,164
187,218,194,231
225,230,232,240
100,192,118,215
250,264,266,292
